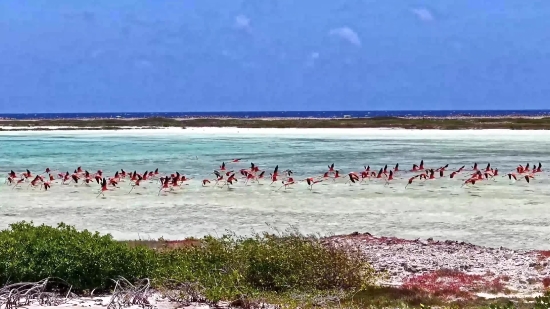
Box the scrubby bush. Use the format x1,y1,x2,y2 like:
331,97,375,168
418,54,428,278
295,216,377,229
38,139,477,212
238,232,371,291
0,222,156,291
156,232,374,300
0,222,374,300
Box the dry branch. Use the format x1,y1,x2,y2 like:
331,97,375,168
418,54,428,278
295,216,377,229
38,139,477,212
107,277,152,309
0,278,75,309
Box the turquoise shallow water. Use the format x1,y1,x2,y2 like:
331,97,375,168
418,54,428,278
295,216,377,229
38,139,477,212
0,128,549,250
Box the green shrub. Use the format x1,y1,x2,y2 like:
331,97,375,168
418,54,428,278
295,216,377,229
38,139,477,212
239,233,371,291
157,231,375,300
0,222,156,291
0,222,375,301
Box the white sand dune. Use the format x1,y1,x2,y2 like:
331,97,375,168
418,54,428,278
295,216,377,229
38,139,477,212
1,126,549,140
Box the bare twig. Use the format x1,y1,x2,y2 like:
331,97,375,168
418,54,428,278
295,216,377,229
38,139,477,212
0,278,73,309
106,277,152,309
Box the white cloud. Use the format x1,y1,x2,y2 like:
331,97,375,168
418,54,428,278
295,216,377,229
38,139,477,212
329,27,361,46
234,15,250,30
306,52,320,67
411,8,434,22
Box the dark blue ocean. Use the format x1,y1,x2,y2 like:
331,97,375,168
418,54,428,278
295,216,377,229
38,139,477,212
1,110,550,120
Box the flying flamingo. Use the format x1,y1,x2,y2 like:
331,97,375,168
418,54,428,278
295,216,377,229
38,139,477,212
128,174,143,194
332,170,342,182
305,177,323,190
278,177,296,190
158,177,171,195
405,175,421,188
269,165,279,185
419,160,425,170
384,170,394,185
222,173,237,189
12,178,25,189
461,178,477,187
41,181,52,191
96,178,108,198
347,172,360,185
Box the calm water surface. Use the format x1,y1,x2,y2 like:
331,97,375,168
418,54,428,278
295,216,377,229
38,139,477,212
0,128,548,250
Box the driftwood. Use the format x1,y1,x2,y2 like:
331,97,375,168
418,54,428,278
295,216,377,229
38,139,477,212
106,277,152,309
0,278,76,309
0,277,152,309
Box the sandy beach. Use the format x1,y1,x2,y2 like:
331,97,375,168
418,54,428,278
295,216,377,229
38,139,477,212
0,126,548,136
329,233,550,298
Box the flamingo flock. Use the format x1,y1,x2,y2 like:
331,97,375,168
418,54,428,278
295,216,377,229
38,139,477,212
2,160,543,198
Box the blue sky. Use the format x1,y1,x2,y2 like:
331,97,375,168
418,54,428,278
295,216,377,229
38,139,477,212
1,1,549,113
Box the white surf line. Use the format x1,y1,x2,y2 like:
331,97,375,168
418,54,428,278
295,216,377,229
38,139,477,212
1,127,550,140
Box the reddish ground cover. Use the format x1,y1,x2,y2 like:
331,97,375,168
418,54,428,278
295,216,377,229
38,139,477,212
536,250,550,261
403,269,506,298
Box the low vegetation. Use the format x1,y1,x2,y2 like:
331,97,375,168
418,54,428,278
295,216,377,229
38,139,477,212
0,222,374,305
2,116,550,129
0,222,154,291
0,221,548,308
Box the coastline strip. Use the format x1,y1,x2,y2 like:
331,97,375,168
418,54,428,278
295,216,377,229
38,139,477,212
2,116,550,130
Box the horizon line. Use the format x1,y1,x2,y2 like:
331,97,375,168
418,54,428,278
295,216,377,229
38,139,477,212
2,109,550,115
